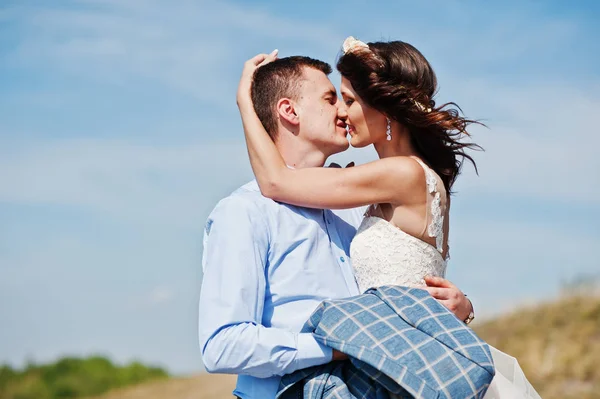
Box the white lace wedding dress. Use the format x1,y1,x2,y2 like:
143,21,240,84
350,158,541,399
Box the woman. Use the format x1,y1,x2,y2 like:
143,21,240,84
237,37,540,398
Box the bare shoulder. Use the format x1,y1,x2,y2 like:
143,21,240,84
378,156,425,183
373,156,428,202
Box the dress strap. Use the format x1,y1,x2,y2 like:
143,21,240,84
410,157,445,254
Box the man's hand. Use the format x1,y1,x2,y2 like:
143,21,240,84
332,349,348,361
423,275,472,322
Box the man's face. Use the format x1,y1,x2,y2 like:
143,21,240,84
294,67,349,156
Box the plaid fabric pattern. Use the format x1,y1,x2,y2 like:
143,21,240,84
277,286,495,399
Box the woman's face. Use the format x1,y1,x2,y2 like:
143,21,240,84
340,77,387,148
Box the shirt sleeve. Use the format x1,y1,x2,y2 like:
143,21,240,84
198,195,332,378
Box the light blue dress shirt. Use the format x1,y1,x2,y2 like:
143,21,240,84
198,180,363,399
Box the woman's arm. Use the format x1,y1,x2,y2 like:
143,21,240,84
237,54,422,209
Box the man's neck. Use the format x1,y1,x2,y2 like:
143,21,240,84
276,140,327,169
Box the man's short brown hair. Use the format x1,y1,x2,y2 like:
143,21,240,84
251,56,332,140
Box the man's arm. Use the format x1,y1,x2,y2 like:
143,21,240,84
198,196,332,378
423,275,473,322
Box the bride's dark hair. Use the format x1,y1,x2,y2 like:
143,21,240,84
337,40,482,192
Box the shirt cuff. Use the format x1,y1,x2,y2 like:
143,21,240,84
294,333,333,370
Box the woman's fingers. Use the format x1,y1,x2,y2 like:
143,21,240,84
238,50,279,105
248,53,268,66
257,49,279,67
248,49,279,68
241,50,279,80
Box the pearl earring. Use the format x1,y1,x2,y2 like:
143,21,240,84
386,118,392,141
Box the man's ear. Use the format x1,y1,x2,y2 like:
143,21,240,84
276,98,300,126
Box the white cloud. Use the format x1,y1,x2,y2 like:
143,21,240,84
450,81,600,204
149,287,173,304
127,286,175,310
4,1,343,106
0,138,253,229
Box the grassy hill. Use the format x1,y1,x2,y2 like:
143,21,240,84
474,292,600,399
92,293,600,399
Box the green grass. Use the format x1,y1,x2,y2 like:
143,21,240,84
0,356,168,399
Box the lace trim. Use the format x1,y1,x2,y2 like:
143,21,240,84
350,217,447,293
365,158,446,255
415,158,445,254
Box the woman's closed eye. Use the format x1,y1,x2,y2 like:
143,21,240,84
344,98,355,106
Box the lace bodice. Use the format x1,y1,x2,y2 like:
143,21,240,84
350,217,447,292
350,158,448,293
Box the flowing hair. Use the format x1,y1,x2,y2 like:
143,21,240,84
337,40,483,192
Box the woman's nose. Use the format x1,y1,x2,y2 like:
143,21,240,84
337,100,348,118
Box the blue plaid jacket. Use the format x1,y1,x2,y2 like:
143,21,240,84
276,286,495,399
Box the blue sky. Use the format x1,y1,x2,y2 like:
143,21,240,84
1,0,599,375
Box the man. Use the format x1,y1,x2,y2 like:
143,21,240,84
198,55,473,399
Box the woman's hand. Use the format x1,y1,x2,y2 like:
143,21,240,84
236,50,279,107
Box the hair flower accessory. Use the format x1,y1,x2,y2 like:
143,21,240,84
342,36,432,114
342,36,370,54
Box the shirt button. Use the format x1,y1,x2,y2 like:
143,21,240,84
339,256,345,263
